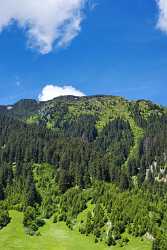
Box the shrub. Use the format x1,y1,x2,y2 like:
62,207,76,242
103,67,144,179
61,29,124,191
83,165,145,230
0,209,10,229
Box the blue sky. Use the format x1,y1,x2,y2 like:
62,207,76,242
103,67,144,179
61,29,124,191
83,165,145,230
0,0,167,105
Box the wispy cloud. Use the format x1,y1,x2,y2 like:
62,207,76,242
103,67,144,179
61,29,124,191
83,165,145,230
16,81,21,87
156,0,167,33
38,84,85,101
0,0,87,54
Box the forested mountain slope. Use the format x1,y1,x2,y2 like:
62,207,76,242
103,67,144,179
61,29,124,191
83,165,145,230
0,95,167,249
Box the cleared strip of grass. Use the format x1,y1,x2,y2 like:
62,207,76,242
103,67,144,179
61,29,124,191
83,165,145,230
0,211,152,250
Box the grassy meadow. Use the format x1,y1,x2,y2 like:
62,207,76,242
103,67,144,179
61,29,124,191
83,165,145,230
0,211,152,250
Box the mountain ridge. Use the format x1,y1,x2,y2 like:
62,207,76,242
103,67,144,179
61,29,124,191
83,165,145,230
1,94,166,110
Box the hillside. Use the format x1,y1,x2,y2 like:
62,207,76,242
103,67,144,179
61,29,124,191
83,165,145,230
0,95,167,249
0,210,151,250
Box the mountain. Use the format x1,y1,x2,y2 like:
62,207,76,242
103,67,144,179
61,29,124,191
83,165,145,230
0,95,167,249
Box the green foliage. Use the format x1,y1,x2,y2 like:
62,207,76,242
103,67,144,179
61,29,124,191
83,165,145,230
23,206,45,235
0,208,10,229
0,210,151,250
0,95,166,248
65,182,167,247
32,163,58,218
106,229,116,246
152,235,167,250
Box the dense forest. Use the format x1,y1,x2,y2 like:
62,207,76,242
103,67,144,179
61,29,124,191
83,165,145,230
0,95,167,249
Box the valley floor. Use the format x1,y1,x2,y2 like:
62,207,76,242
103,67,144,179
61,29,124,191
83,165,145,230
0,211,152,250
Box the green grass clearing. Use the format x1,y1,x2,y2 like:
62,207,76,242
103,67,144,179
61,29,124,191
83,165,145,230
0,211,152,250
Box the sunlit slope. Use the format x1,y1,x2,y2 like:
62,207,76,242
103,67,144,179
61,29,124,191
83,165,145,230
0,211,151,250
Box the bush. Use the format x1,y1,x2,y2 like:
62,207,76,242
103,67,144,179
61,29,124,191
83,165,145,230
23,206,36,227
23,206,45,235
58,213,67,222
0,209,10,229
53,214,58,223
79,226,86,234
36,218,45,227
95,237,98,243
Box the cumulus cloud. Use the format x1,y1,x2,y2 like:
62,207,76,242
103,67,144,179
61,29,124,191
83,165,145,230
38,84,85,101
156,0,167,33
0,0,87,54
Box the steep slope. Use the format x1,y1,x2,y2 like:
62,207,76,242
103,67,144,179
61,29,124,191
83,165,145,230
0,95,167,187
0,95,166,249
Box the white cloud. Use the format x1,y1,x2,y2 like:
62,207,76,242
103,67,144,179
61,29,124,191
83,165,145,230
38,84,85,101
0,0,87,54
156,0,167,33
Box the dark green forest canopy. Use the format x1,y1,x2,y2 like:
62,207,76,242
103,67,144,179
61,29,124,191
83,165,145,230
0,95,167,249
